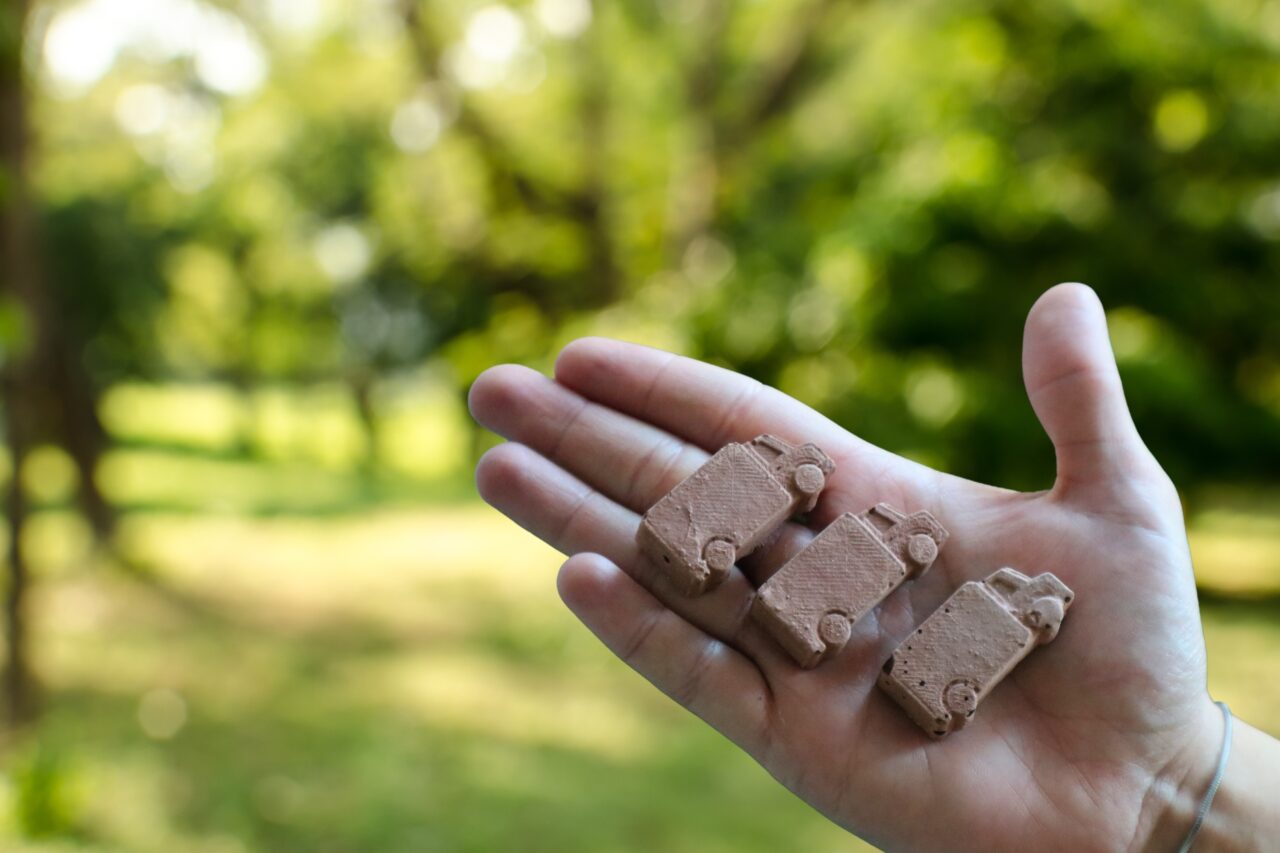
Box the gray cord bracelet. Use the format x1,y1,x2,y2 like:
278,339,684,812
1175,700,1233,853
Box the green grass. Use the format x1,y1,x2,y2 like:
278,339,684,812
2,501,1278,851
1,441,1278,850
2,507,862,852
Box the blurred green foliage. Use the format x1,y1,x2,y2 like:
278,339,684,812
11,744,80,840
28,0,1280,492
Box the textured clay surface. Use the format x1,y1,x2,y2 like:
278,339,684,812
637,435,835,596
878,568,1074,738
752,504,949,668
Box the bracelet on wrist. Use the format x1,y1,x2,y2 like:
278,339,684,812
1175,700,1233,853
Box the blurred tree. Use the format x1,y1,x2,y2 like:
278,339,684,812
1,0,39,726
686,0,1280,491
20,0,1280,493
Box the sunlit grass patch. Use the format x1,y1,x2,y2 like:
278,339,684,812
6,499,1278,850
112,506,563,621
370,650,659,761
98,379,472,483
1202,601,1280,735
101,384,246,454
1190,501,1280,595
20,506,865,851
99,450,370,515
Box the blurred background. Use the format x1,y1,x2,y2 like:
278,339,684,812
0,0,1278,849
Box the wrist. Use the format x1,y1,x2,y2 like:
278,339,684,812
1133,698,1225,852
1189,719,1280,852
1137,703,1280,853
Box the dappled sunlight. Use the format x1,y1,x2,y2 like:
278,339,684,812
375,650,660,761
1190,505,1280,595
99,380,470,477
24,513,95,577
101,452,365,514
20,500,1272,849
1190,531,1280,595
116,506,561,611
1203,603,1280,734
24,505,864,851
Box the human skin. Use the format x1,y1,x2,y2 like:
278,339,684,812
468,283,1280,851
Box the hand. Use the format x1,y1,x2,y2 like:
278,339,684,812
468,283,1274,851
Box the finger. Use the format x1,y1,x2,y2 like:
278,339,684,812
550,337,983,539
469,364,824,586
552,337,970,535
557,553,771,754
1021,283,1151,490
554,337,855,456
469,363,710,514
474,441,776,658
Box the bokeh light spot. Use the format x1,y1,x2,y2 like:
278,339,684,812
534,0,593,38
138,688,188,740
905,365,964,427
1154,90,1210,152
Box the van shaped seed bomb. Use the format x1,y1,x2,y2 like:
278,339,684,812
878,568,1073,739
752,504,949,668
637,434,835,596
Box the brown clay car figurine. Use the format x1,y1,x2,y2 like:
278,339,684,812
637,434,835,596
878,568,1074,739
752,504,949,668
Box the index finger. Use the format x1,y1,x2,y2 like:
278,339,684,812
551,336,989,541
554,337,856,456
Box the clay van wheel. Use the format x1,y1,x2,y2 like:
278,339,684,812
944,681,978,718
818,612,851,651
793,463,825,496
907,533,938,567
703,539,735,579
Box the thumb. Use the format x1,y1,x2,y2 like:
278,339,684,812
1022,283,1150,492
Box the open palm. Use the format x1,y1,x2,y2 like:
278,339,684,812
469,284,1222,852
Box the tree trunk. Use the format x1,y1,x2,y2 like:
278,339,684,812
56,341,114,541
1,0,40,726
348,370,380,476
666,0,730,265
576,20,619,303
1,372,36,726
